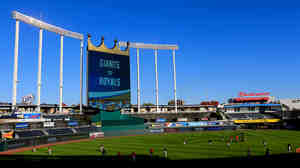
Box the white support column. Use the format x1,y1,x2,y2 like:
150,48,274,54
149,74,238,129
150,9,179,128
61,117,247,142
12,20,20,111
37,28,43,112
59,35,64,113
118,41,178,114
154,49,159,113
80,40,84,114
172,49,177,113
136,48,141,113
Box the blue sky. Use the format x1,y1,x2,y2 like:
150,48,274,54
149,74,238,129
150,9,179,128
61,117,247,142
0,0,300,105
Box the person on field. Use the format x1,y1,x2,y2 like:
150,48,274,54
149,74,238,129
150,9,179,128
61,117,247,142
48,147,52,155
149,148,154,158
235,135,239,143
163,147,168,159
100,144,106,156
262,140,267,148
247,146,251,158
226,141,231,149
265,147,270,157
288,144,292,152
117,151,121,159
131,152,136,161
184,138,187,145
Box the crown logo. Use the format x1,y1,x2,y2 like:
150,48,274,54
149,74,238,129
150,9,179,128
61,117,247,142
87,34,129,56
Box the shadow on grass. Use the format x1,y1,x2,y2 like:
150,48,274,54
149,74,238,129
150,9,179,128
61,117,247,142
0,153,299,167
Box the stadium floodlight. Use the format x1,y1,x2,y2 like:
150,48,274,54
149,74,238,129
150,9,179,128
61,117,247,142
11,11,84,114
119,41,178,50
12,11,83,40
119,41,179,114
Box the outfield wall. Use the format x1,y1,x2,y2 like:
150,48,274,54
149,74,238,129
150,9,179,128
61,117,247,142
0,133,90,152
146,121,238,133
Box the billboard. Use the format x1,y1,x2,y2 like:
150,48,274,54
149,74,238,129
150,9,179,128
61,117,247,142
234,119,280,124
15,122,28,128
87,38,130,111
44,122,55,127
164,122,188,128
151,124,163,128
177,118,188,122
149,128,164,133
23,113,41,119
156,118,166,123
13,113,41,119
89,132,104,138
188,122,208,127
68,121,78,126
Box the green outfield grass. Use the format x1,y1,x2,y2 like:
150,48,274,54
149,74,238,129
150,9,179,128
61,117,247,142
18,130,300,160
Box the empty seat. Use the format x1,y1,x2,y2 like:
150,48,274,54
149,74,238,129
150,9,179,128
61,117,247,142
46,128,73,135
16,130,44,138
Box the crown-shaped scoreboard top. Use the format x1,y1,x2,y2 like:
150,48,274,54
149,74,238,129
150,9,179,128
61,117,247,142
87,34,130,56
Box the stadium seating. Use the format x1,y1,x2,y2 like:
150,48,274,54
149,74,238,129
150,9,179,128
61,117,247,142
226,113,277,120
75,126,98,133
16,130,45,138
43,115,68,120
46,128,74,136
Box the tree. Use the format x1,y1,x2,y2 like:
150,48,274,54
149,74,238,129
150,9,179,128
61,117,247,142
142,102,154,106
168,99,184,106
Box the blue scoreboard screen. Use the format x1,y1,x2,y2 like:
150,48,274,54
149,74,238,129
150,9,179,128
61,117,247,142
87,50,130,110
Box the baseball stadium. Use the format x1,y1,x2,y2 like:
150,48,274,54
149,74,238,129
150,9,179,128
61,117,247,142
1,9,300,167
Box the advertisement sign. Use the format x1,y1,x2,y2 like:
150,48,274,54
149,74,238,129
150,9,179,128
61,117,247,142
239,92,270,97
207,121,219,126
16,114,24,119
164,122,188,128
68,121,78,126
151,124,163,128
234,119,280,124
188,122,208,127
43,122,55,127
15,122,28,128
156,118,166,123
149,129,164,133
23,113,41,119
177,118,187,122
89,132,104,138
87,50,131,111
0,118,45,124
